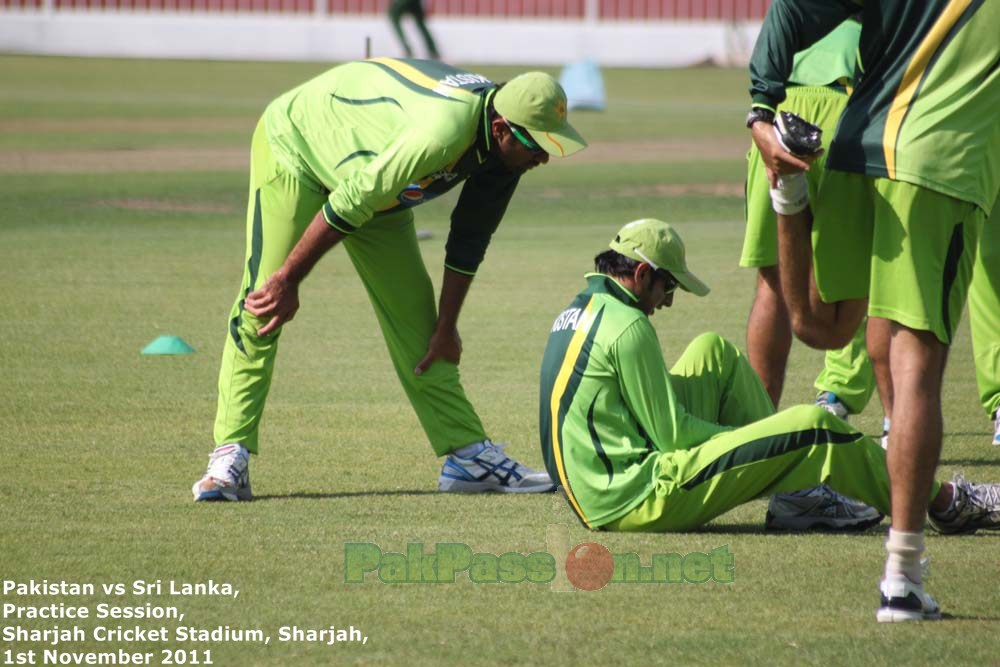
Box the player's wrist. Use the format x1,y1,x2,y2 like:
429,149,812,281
769,172,809,215
745,107,775,129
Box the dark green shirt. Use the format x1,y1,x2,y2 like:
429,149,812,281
539,274,727,528
750,0,999,213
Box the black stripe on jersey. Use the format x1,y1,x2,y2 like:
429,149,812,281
586,393,614,484
330,93,402,108
335,150,377,170
940,222,964,344
680,428,863,491
229,188,264,352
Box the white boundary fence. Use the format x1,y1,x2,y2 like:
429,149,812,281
0,1,764,66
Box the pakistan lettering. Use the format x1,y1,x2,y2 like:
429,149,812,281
551,307,593,333
438,73,492,88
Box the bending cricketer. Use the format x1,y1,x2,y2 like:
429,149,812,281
538,218,1000,574
193,59,586,501
749,0,999,621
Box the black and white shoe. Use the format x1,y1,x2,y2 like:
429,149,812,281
766,484,883,531
877,572,941,623
928,473,1000,534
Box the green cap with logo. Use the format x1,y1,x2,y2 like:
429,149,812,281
609,218,710,296
494,72,587,158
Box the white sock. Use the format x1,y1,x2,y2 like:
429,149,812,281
885,529,925,583
882,417,891,434
452,441,487,458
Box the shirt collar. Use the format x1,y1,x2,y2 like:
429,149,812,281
584,272,641,307
475,87,498,163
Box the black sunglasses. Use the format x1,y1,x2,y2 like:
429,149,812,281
656,269,679,295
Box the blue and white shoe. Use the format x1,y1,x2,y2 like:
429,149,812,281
815,391,849,420
877,572,941,623
438,441,557,494
992,410,1000,447
192,443,252,502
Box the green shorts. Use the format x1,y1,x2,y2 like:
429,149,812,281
741,86,848,268
812,170,984,344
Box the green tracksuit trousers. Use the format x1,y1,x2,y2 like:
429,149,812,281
213,119,487,456
970,205,1000,420
605,334,938,532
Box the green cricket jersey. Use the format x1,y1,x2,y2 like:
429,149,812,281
539,274,728,528
263,58,520,275
750,0,1000,213
788,19,860,88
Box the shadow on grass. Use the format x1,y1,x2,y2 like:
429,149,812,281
938,459,999,468
254,490,437,501
692,522,889,536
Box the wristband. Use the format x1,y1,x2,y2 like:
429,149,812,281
769,172,809,215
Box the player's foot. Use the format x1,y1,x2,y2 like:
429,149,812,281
766,484,883,531
992,410,1000,446
192,443,252,502
877,572,941,622
815,391,849,420
438,441,557,494
928,473,1000,534
881,417,890,450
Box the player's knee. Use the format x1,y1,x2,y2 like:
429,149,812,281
690,331,742,369
786,403,839,427
690,331,727,355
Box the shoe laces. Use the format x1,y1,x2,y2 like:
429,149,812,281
955,472,1000,511
478,440,514,463
206,445,247,485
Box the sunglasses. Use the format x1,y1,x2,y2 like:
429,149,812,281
632,247,679,295
656,270,679,295
503,118,544,153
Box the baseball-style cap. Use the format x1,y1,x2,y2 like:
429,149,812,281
494,72,587,158
609,219,710,296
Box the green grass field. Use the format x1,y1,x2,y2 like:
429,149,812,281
1,55,998,666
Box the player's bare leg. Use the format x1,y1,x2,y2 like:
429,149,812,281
876,322,950,622
747,265,791,408
887,323,948,531
867,316,893,447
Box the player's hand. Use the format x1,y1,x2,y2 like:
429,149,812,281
245,271,300,337
414,327,462,375
751,121,822,187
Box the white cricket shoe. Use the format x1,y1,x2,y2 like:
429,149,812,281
877,572,941,622
928,473,1000,534
438,441,557,494
992,410,1000,446
766,484,883,531
192,443,252,502
815,391,849,420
